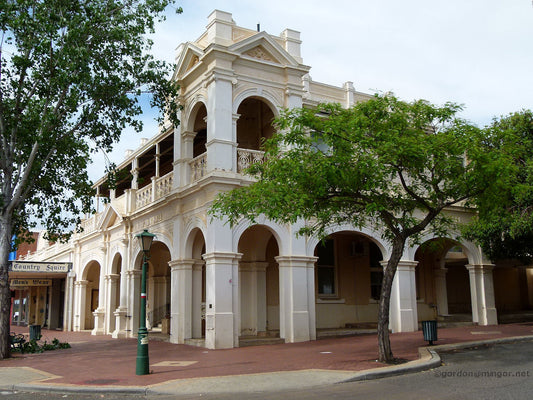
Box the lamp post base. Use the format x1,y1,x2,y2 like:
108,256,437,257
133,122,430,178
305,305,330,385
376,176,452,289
136,328,149,375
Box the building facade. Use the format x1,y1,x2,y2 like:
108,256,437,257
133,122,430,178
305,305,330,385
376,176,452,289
20,10,533,348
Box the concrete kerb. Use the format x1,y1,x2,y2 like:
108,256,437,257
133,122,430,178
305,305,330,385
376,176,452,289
5,335,533,396
342,335,533,383
13,383,148,395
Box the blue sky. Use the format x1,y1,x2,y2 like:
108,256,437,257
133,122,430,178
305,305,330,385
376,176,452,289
89,0,533,181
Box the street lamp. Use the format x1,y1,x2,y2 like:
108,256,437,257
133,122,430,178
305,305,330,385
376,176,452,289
135,229,155,375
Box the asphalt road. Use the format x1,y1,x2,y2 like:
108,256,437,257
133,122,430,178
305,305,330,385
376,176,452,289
3,340,533,400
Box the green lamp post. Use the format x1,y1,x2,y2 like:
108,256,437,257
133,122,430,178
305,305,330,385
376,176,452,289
135,229,155,375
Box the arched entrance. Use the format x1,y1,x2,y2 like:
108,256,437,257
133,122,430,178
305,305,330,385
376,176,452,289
82,261,101,330
190,228,206,339
314,231,383,330
238,225,280,339
236,97,275,173
145,242,171,332
493,261,533,322
415,239,473,323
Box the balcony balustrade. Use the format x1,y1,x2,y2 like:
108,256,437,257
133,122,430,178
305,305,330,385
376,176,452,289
189,153,207,182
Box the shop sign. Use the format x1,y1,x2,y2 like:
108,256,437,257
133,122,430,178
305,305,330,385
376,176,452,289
10,278,52,288
9,261,71,273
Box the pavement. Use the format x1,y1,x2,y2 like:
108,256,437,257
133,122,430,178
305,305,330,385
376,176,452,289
1,323,533,396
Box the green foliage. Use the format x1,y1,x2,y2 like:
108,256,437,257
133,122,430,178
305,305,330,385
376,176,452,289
210,93,508,363
211,94,495,243
11,335,71,354
0,0,181,240
464,110,533,263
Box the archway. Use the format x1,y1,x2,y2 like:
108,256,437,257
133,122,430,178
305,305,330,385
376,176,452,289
236,97,275,151
190,228,206,339
236,97,275,174
314,231,383,330
238,225,280,338
146,241,171,332
493,260,533,322
415,239,473,323
191,103,207,158
82,261,101,330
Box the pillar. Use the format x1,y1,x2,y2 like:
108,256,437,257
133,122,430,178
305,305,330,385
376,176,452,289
127,269,142,336
467,264,498,325
169,259,193,344
239,261,268,335
206,68,235,173
203,252,241,349
64,271,76,331
113,240,129,338
104,274,120,334
192,261,204,339
434,268,449,316
73,280,88,331
388,260,418,333
276,255,317,343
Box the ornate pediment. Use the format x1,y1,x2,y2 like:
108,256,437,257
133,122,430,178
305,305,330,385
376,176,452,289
173,43,204,81
244,46,276,62
97,204,124,231
230,32,300,67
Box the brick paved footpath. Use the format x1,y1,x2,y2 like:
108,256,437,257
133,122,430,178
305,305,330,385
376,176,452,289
2,323,532,388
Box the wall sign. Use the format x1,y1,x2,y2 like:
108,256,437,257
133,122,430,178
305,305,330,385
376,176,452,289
10,278,52,288
9,261,72,273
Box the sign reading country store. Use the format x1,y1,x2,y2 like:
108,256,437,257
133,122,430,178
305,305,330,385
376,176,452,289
9,261,72,273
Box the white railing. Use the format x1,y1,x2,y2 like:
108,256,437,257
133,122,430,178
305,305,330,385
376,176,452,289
80,212,102,235
237,148,265,173
156,172,173,198
136,184,153,209
135,172,174,209
190,153,207,182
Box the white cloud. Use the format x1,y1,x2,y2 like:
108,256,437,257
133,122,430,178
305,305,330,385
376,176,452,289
89,0,533,180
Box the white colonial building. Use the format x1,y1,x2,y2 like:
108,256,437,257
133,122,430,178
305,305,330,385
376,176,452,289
18,10,533,348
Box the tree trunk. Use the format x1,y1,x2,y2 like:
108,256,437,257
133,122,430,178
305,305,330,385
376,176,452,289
0,215,13,359
377,235,406,363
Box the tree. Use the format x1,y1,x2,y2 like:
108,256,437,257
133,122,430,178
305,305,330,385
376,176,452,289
0,0,181,358
464,110,533,263
210,94,502,363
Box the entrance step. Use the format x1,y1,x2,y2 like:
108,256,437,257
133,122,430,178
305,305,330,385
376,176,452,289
498,311,533,324
184,338,206,347
238,336,285,347
317,328,377,338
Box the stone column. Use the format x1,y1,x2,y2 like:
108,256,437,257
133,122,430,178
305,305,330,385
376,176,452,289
92,308,106,335
276,255,317,343
192,261,204,339
388,260,418,333
155,143,161,178
239,261,268,335
104,274,120,335
126,269,142,336
203,252,242,349
206,69,235,173
434,268,449,316
467,264,498,325
73,280,88,331
169,259,193,344
64,271,76,331
92,247,107,335
113,239,129,338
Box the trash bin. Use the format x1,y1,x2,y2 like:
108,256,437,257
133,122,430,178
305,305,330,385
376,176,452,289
29,324,42,341
421,320,437,345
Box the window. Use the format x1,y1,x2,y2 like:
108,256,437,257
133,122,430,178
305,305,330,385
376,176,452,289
316,239,337,297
